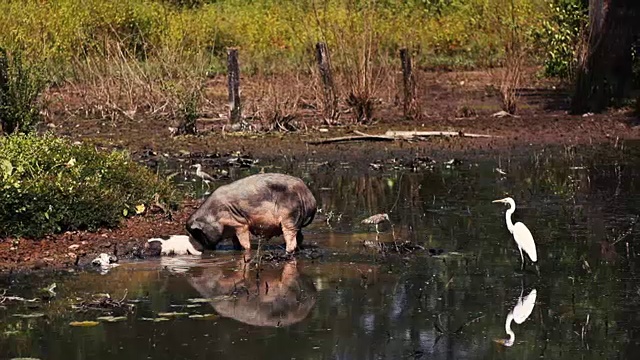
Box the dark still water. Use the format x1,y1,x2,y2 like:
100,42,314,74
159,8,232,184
2,142,640,360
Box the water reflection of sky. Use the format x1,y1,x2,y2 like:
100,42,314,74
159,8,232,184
2,143,640,359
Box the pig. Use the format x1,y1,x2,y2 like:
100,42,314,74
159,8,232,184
186,173,317,253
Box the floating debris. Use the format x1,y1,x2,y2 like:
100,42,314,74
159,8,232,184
188,313,218,320
91,253,119,274
140,317,170,322
97,316,127,323
444,158,463,168
363,240,425,255
170,304,201,308
157,312,189,317
401,156,437,171
495,168,507,175
72,291,134,313
12,313,45,319
226,156,258,168
39,283,57,300
69,321,100,327
186,298,214,304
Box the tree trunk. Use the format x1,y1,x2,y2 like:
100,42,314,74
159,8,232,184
571,0,639,114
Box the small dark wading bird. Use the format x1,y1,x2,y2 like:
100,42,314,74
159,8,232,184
191,164,216,191
361,213,390,233
493,197,538,271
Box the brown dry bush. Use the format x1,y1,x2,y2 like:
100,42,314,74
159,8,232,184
312,0,390,125
243,74,313,132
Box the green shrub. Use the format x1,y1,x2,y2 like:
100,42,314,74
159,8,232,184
0,48,46,135
535,0,587,80
0,133,178,239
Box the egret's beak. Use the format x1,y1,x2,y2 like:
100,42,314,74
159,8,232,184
492,198,508,203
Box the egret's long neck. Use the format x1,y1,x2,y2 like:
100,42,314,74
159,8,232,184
504,312,515,346
505,204,515,233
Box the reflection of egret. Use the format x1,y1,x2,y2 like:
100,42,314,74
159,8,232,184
361,213,390,233
191,164,216,190
496,288,537,347
492,197,538,269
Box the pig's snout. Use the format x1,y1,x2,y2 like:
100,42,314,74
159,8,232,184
186,217,222,250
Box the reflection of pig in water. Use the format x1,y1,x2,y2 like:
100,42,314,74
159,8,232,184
186,173,317,253
187,260,317,327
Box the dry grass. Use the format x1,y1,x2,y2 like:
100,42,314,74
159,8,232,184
47,44,211,129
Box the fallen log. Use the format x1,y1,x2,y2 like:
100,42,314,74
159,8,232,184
306,129,499,145
305,132,395,145
384,131,497,138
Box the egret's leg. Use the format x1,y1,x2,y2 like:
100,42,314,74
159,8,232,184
375,224,380,234
519,247,525,270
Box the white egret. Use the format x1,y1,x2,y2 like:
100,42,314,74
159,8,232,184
191,164,216,190
492,197,538,269
361,213,390,233
496,288,537,347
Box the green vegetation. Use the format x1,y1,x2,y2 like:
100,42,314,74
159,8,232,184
0,0,550,78
535,0,588,80
0,133,177,238
0,48,46,135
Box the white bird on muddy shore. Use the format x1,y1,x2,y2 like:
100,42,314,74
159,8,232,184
492,197,538,270
361,213,390,233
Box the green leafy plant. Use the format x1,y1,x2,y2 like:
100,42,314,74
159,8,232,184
0,133,178,239
535,0,588,80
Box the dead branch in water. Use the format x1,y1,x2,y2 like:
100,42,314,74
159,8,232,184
306,129,499,145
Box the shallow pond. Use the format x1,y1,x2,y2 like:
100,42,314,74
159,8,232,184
2,142,640,359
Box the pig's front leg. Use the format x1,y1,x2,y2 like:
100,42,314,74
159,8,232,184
235,227,252,251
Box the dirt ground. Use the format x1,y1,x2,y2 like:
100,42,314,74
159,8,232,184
2,68,640,272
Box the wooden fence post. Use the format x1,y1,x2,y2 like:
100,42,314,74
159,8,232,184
400,48,415,117
227,48,241,123
315,42,337,120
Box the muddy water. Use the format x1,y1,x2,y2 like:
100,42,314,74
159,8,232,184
2,143,640,360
